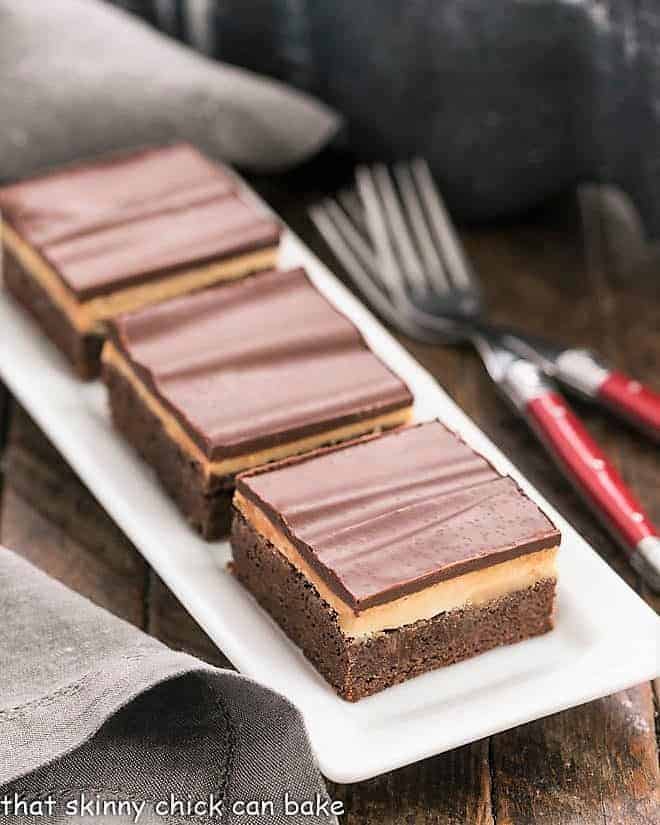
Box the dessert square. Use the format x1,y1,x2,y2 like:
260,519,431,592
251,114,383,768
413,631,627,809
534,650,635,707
231,421,561,701
0,143,280,378
102,267,413,538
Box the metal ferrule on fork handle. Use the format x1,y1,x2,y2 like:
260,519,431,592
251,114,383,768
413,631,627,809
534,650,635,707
631,537,660,592
554,348,660,440
498,358,555,410
499,358,660,591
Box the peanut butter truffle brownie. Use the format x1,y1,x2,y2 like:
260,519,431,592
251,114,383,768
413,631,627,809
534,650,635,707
231,421,561,701
102,267,413,538
0,143,280,378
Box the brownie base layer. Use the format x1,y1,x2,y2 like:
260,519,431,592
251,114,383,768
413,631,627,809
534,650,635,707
4,244,103,380
103,358,234,539
230,510,557,701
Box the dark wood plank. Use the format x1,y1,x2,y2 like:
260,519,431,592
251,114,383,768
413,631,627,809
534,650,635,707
459,192,660,824
0,380,9,455
491,686,660,825
581,184,660,723
580,187,660,815
328,741,493,825
0,406,147,625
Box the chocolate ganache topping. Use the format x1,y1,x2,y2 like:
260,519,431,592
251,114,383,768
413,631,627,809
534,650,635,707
110,267,413,459
238,421,560,610
0,143,280,299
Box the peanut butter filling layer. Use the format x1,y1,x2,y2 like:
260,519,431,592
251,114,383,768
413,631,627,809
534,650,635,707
1,222,277,332
234,491,558,638
103,342,413,479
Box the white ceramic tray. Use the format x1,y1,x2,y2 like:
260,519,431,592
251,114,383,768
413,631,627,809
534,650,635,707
1,230,658,784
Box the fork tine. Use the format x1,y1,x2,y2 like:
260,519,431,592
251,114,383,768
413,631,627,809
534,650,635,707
356,165,408,304
410,158,476,290
324,199,378,274
308,201,415,333
337,187,367,230
393,162,452,295
371,164,428,294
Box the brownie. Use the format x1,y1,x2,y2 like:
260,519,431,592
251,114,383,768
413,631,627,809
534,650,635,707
3,245,104,379
0,143,281,378
103,358,234,537
102,267,413,538
232,421,561,700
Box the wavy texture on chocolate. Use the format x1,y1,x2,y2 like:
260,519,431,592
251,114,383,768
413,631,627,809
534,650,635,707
109,267,413,459
238,421,560,609
0,143,280,298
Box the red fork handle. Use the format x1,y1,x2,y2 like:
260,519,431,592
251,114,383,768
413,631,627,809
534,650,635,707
552,349,660,441
525,391,658,552
597,371,660,441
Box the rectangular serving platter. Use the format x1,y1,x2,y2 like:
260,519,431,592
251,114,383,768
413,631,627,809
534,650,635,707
1,226,658,784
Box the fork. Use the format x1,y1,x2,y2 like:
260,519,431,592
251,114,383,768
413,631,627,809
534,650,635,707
309,160,660,591
324,162,660,441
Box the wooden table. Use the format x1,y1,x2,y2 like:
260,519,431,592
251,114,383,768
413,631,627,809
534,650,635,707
1,165,658,823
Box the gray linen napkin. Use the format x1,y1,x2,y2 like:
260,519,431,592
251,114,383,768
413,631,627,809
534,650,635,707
0,0,341,183
0,548,338,824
